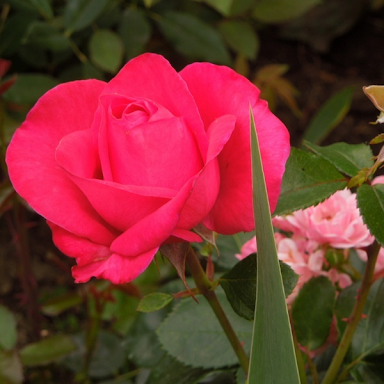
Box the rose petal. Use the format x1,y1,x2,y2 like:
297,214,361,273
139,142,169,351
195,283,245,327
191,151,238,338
101,53,208,159
49,221,157,284
178,115,236,229
56,129,175,232
6,80,118,245
72,250,157,284
111,177,196,257
181,63,290,234
48,222,111,264
98,110,203,189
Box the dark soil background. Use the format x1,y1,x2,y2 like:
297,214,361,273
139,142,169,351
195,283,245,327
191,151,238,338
257,7,384,147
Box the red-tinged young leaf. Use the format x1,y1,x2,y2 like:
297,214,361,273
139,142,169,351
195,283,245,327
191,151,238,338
0,59,11,79
363,85,384,112
370,133,384,145
357,184,384,247
291,276,336,351
0,75,17,96
136,293,174,313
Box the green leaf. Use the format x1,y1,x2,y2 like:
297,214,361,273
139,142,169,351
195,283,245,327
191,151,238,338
304,141,374,177
253,0,321,23
64,0,110,34
218,20,259,60
335,279,384,361
40,292,83,316
357,184,384,247
201,0,269,16
303,87,355,144
0,350,23,384
118,8,152,60
146,352,209,384
89,29,124,74
353,353,384,384
214,232,254,270
125,311,166,368
25,0,53,19
220,254,298,320
20,334,77,366
0,14,36,56
25,21,70,52
291,276,336,350
82,62,105,81
157,291,252,369
156,11,231,65
248,109,300,383
2,74,58,105
137,293,174,313
0,305,17,351
274,147,347,216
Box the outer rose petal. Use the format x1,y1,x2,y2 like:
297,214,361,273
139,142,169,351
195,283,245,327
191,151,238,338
180,63,290,234
6,80,118,245
73,251,157,284
49,222,156,284
178,115,236,229
111,177,196,257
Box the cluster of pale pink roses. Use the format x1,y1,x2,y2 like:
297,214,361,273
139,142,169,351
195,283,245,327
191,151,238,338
237,176,384,303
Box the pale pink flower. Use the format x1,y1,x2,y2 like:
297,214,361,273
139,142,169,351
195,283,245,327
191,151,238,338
274,189,374,249
235,232,285,260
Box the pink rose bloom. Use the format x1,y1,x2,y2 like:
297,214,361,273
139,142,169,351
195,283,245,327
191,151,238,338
274,189,374,249
6,54,290,284
235,232,285,260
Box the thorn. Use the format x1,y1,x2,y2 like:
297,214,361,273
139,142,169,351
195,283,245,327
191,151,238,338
341,318,351,323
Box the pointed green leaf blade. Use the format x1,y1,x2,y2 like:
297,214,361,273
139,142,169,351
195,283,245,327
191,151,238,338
248,109,300,383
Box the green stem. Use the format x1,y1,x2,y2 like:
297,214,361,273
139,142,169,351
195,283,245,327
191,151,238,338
186,247,249,376
321,240,381,384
